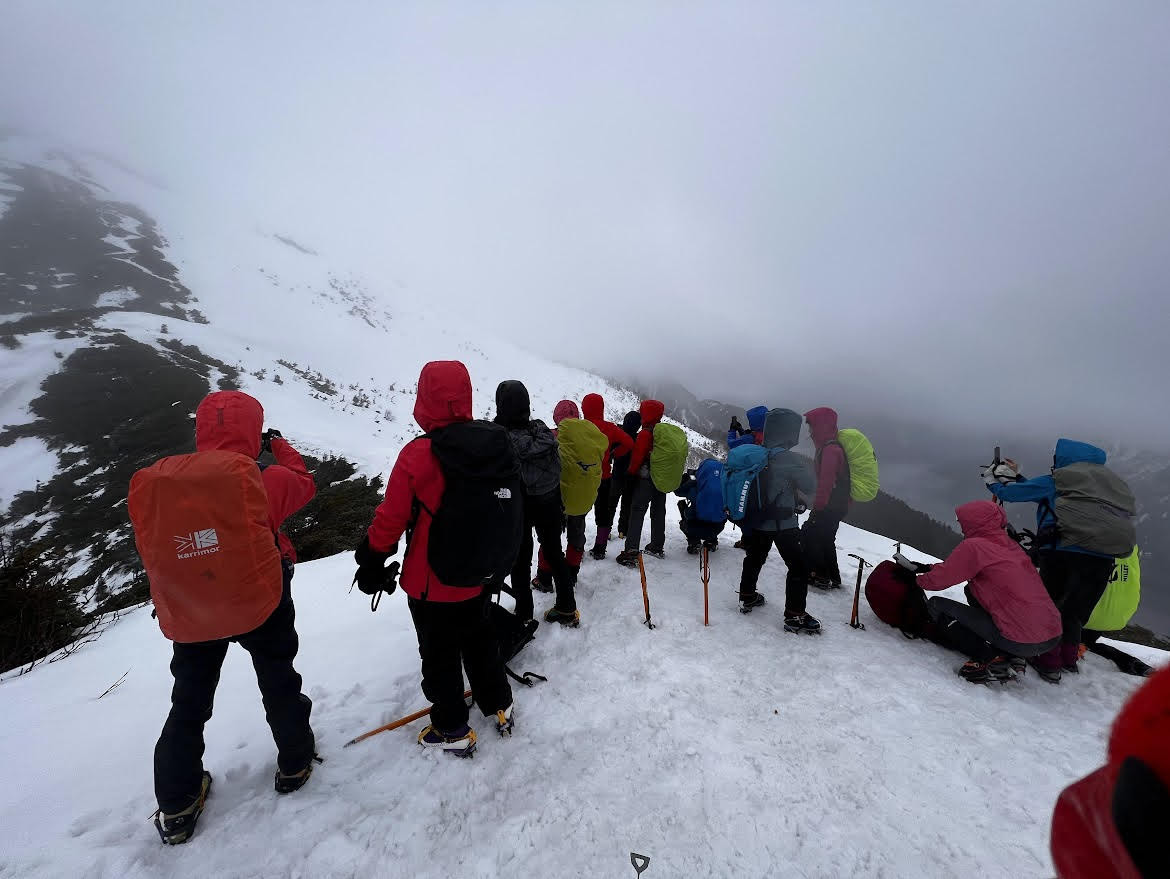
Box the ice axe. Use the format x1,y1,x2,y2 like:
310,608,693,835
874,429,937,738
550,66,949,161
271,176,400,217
343,690,472,747
637,552,655,629
847,553,871,630
630,853,651,875
700,545,710,627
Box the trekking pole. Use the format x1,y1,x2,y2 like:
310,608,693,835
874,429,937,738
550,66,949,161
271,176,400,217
637,551,655,629
343,689,472,747
701,545,710,627
847,553,871,630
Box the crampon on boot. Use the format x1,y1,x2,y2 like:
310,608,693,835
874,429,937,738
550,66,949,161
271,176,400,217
418,724,477,757
739,592,766,613
589,544,606,561
530,575,554,595
1028,657,1063,684
643,544,665,559
783,612,822,635
703,539,718,553
154,771,212,845
615,550,639,568
544,606,581,628
958,657,1016,685
275,754,323,794
496,703,514,737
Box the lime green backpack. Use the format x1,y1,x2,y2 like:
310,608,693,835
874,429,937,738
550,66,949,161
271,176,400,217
557,419,608,516
836,428,879,502
650,423,688,493
1086,545,1141,632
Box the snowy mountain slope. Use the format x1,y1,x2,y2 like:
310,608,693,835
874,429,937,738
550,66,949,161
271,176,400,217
0,518,1162,879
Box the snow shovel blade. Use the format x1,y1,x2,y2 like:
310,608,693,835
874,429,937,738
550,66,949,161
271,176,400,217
631,852,650,875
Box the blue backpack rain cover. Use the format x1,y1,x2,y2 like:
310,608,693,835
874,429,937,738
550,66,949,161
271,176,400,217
693,458,727,524
723,445,772,526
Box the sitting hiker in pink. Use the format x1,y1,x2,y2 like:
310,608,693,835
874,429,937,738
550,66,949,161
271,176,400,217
895,500,1062,685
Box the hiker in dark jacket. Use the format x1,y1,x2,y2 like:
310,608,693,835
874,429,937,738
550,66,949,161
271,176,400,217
802,406,849,588
616,400,667,567
736,409,819,631
582,393,635,559
986,439,1128,681
614,410,641,538
492,380,570,624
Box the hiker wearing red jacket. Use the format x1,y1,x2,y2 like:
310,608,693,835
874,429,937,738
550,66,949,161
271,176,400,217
616,399,667,567
355,361,513,756
582,393,634,560
151,391,317,844
803,406,849,588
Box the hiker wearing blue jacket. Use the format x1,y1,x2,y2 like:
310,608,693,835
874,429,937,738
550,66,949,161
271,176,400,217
736,408,820,634
675,461,726,555
728,406,767,449
985,438,1121,681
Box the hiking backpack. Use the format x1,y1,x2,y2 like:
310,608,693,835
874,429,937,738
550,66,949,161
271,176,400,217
508,420,561,498
722,444,786,529
1086,545,1141,632
863,560,947,644
1052,462,1137,557
692,458,727,524
128,450,284,643
835,428,879,502
423,421,525,587
557,418,609,516
650,422,688,493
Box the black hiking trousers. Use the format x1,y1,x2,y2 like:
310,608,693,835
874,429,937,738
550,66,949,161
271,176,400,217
408,593,512,733
615,472,635,536
927,595,1059,663
624,476,666,553
739,529,810,615
592,476,619,537
1037,550,1116,646
154,576,314,814
801,513,843,584
510,489,570,621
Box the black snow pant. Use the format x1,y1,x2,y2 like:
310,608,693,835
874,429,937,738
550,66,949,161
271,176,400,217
739,529,810,615
927,595,1059,662
407,593,512,734
1083,630,1154,677
1037,550,1115,647
678,501,724,551
801,514,843,584
615,471,635,536
510,489,570,621
624,476,666,553
154,576,314,813
592,477,619,543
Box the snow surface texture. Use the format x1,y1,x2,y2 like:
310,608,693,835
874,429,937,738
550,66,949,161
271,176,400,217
0,518,1162,879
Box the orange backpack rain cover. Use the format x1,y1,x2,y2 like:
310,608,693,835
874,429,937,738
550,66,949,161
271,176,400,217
128,450,283,643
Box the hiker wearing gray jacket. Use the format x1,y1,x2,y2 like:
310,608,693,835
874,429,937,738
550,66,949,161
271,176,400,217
737,408,820,634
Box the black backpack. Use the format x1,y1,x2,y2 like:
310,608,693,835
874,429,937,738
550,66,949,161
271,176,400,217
421,421,524,588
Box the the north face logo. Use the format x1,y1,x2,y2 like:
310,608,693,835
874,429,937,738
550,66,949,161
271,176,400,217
493,488,513,500
175,529,220,559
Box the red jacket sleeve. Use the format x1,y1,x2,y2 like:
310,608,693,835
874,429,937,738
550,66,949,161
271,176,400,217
367,442,423,553
262,438,316,529
627,430,654,475
916,540,979,592
812,443,846,511
605,422,634,458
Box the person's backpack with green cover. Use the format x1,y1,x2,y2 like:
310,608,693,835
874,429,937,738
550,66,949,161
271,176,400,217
557,418,608,516
836,428,879,502
1086,545,1141,632
650,423,688,493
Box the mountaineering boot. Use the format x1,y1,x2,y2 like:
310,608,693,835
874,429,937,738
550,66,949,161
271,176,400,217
615,549,639,568
531,574,554,595
418,724,477,757
958,657,1016,685
496,703,514,737
589,544,607,561
274,754,323,794
703,539,718,553
154,771,212,845
1027,657,1063,684
1007,657,1027,677
739,592,766,613
783,612,822,635
643,544,665,560
733,539,744,550
544,607,581,628
1060,642,1080,674
687,542,701,555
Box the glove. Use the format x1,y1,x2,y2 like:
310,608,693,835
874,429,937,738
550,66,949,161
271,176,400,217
794,503,808,516
355,560,400,596
730,416,744,434
982,462,1018,486
354,534,395,568
261,428,283,454
894,552,933,575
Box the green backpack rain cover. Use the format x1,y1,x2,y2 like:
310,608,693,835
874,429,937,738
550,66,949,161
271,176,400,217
650,423,688,493
836,429,879,502
557,418,608,516
1086,545,1141,632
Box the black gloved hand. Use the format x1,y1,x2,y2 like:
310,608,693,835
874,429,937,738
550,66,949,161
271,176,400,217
354,534,396,568
356,560,400,596
795,502,808,516
261,428,283,454
730,416,744,434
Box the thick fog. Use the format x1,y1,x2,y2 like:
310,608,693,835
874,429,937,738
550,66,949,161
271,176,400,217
3,1,1169,446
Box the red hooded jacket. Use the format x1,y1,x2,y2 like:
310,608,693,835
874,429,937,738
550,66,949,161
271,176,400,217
367,361,482,602
627,400,665,477
917,501,1062,645
194,391,315,561
805,407,848,514
581,393,635,480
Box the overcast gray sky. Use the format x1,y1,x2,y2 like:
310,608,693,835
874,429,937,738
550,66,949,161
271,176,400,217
3,1,1169,445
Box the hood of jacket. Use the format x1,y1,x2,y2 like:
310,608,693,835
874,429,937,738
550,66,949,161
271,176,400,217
581,393,605,424
621,410,642,437
553,399,580,425
746,406,768,432
1054,438,1107,469
956,500,1008,539
195,391,263,457
804,407,839,448
494,380,531,429
762,408,802,451
414,360,473,432
639,399,665,428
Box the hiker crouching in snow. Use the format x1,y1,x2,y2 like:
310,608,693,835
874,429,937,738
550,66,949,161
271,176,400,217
129,390,318,845
895,500,1062,684
354,360,519,756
